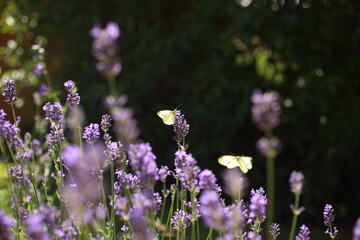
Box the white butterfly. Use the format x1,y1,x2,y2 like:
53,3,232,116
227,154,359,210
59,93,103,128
218,155,253,173
157,110,176,125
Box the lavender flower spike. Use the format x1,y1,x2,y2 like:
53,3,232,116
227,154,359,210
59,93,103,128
289,171,305,195
90,22,122,78
2,77,17,103
250,89,281,131
64,80,80,108
354,218,360,240
0,210,14,240
171,209,191,230
324,204,338,238
248,188,267,224
270,223,280,240
295,224,310,240
83,123,100,144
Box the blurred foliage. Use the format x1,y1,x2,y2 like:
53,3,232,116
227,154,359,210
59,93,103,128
1,0,359,233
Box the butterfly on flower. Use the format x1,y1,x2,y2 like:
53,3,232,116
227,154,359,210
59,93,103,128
218,155,253,173
157,109,177,125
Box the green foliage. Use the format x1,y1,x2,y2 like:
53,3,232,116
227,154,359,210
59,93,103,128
2,0,360,229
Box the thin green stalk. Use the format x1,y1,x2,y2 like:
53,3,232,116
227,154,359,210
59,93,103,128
160,182,168,222
10,104,16,124
288,193,300,240
107,76,118,97
162,190,176,240
266,155,275,240
205,228,213,240
109,160,116,239
25,158,40,207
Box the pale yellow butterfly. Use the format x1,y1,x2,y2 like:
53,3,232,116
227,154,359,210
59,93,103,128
157,109,176,125
218,155,253,173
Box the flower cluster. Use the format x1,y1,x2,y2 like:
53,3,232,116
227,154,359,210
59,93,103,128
251,89,281,132
2,77,17,104
104,95,140,145
323,204,338,238
64,80,80,108
90,22,122,78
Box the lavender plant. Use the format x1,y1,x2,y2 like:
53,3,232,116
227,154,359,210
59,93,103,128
1,20,359,240
251,89,281,239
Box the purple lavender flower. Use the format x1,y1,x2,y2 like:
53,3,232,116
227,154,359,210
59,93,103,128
324,204,338,238
270,223,280,239
251,89,281,131
353,218,360,240
289,171,305,194
45,121,65,150
0,113,24,149
129,192,155,239
171,209,191,230
324,204,335,227
222,168,248,200
157,165,171,182
43,102,63,122
62,143,106,223
173,110,190,144
128,142,158,188
54,220,77,239
90,22,122,78
0,210,14,240
174,150,201,193
105,141,127,168
114,197,129,220
246,231,262,240
2,77,17,103
104,95,140,145
199,190,228,232
34,63,44,77
38,84,51,97
295,224,310,240
256,137,281,159
39,204,59,229
26,214,50,240
152,192,162,212
64,80,80,108
101,114,112,132
199,169,217,191
114,170,141,194
9,164,24,184
248,188,267,224
83,123,100,144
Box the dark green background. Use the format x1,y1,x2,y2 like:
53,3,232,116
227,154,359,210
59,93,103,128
3,0,360,237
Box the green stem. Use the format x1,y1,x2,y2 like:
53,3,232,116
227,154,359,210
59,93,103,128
162,190,176,240
10,104,16,124
288,193,300,240
107,76,118,97
266,155,275,240
25,158,40,207
109,160,116,239
205,228,213,240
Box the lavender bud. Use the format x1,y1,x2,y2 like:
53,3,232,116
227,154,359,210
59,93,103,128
270,223,280,240
289,171,305,194
83,123,100,144
295,224,310,240
2,77,17,104
101,114,112,132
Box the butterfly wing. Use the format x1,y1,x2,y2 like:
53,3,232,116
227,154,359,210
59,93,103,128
218,155,240,169
237,156,253,173
157,110,176,125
